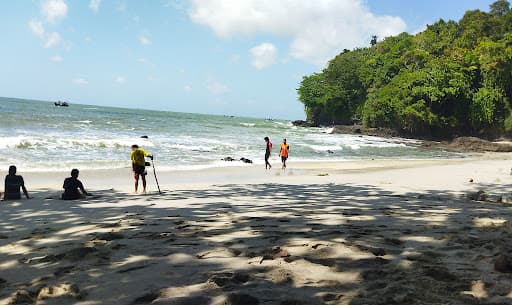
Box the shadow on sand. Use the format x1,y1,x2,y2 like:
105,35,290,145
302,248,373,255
0,182,511,305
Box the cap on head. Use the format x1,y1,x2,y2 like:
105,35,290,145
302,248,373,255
71,168,79,178
8,165,16,175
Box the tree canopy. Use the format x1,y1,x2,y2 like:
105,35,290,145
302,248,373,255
297,1,512,138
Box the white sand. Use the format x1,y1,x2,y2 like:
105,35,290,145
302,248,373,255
1,155,512,305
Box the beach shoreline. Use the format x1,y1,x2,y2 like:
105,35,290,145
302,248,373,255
1,155,512,305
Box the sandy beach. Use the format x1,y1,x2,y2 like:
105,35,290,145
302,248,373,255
1,155,512,305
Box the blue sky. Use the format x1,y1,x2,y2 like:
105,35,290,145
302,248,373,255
0,0,496,119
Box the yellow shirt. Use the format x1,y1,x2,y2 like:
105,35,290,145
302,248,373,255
131,148,149,166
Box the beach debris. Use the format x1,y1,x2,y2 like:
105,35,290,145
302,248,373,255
317,173,329,176
222,157,236,161
240,157,253,164
327,150,334,154
494,254,512,273
140,135,149,139
469,178,474,183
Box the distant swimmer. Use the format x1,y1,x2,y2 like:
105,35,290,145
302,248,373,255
131,144,153,193
279,138,290,169
264,137,272,170
62,169,91,200
3,165,30,200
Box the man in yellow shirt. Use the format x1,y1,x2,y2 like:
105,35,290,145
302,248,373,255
131,144,153,193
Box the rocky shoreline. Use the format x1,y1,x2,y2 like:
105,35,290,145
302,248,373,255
294,122,512,153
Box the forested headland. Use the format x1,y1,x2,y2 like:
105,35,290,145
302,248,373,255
297,0,512,139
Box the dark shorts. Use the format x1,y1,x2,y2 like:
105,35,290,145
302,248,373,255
281,156,288,162
132,164,147,179
4,192,21,200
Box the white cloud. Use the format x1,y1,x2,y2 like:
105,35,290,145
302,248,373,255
28,20,63,48
184,85,192,92
116,76,126,84
139,35,152,45
44,32,62,48
72,78,88,86
51,55,63,62
41,0,68,23
28,20,45,39
250,43,278,69
189,0,407,65
207,79,230,95
89,0,101,14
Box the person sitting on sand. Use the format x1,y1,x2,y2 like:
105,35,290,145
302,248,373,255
279,138,290,169
4,165,30,200
264,137,272,170
131,144,153,193
62,169,91,200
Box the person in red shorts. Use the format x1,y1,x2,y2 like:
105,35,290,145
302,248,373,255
130,144,153,194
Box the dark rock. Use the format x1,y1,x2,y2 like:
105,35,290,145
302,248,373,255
292,120,319,128
370,248,387,257
469,178,474,183
140,135,149,139
468,191,488,202
495,254,512,273
240,158,253,164
327,150,334,154
222,157,236,162
446,137,512,153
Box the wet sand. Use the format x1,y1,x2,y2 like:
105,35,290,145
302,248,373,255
1,156,512,305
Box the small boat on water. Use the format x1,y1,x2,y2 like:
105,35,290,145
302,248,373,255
54,101,69,107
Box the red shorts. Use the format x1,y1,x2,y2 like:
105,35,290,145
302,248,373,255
132,164,147,179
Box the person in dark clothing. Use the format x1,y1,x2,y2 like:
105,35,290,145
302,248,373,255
62,169,91,200
4,165,30,200
264,136,272,170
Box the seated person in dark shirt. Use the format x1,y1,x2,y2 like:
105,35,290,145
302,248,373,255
62,169,91,200
4,165,30,200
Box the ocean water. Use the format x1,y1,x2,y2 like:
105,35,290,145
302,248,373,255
0,98,459,172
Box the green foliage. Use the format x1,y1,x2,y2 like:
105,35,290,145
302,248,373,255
297,0,512,138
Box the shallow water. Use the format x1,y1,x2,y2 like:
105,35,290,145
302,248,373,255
0,97,459,171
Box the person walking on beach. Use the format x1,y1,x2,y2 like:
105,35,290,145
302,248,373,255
131,144,153,193
3,165,30,200
264,137,272,170
279,138,290,169
62,169,91,200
